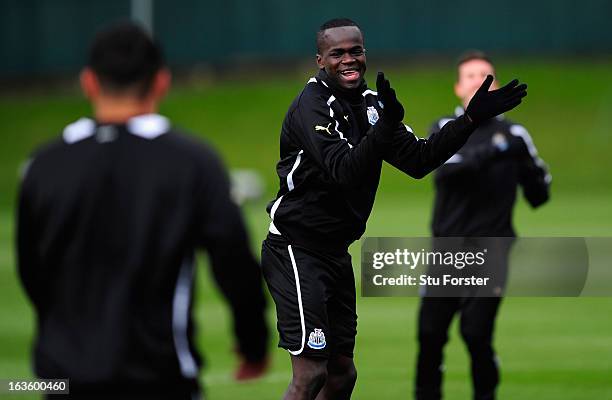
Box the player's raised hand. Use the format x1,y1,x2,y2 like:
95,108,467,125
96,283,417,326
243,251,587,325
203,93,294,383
466,75,527,124
376,72,405,126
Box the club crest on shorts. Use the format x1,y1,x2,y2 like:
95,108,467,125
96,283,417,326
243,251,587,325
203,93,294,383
307,328,326,349
367,106,379,125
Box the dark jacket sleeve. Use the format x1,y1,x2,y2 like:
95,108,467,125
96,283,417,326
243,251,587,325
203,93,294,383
424,119,498,182
383,115,476,179
16,158,46,312
511,124,551,208
288,88,388,188
196,149,268,362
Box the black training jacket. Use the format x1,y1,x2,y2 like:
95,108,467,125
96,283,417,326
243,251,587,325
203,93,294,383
431,107,551,237
17,114,267,387
266,70,476,253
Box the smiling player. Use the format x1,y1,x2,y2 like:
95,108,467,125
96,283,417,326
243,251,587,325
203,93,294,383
261,19,528,400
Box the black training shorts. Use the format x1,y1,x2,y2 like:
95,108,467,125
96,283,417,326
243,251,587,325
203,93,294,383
261,234,357,359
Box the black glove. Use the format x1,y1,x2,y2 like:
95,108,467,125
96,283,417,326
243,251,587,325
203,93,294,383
465,75,527,124
376,72,405,128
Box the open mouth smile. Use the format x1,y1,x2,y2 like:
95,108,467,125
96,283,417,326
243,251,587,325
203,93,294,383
339,68,361,82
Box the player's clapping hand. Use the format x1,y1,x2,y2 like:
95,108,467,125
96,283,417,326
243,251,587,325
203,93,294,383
466,75,527,124
376,71,405,126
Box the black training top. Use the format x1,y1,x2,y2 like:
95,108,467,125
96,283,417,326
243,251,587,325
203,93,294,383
431,107,551,237
17,114,268,385
267,70,476,253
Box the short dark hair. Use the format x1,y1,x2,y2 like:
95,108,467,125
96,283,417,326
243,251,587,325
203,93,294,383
316,18,361,53
88,21,165,97
456,50,494,79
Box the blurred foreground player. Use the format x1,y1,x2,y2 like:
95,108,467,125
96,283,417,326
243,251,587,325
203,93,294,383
415,51,551,400
262,19,528,400
16,21,268,399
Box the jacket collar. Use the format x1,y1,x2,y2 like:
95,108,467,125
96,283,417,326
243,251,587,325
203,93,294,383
63,114,170,144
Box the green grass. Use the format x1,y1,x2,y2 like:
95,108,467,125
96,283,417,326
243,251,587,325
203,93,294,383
1,59,611,399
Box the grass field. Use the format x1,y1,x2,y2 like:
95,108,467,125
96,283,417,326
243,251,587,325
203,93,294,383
1,59,611,399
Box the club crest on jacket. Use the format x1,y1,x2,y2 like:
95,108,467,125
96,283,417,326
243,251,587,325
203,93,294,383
367,106,379,125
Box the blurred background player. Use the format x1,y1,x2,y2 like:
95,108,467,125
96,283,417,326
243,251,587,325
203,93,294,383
415,51,551,400
16,21,268,399
261,19,527,400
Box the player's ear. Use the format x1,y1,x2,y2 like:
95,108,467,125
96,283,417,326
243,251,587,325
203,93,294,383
316,54,324,69
80,68,100,100
453,81,461,99
151,68,172,100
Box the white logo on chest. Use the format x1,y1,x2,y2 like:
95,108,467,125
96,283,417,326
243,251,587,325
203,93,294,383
315,123,332,135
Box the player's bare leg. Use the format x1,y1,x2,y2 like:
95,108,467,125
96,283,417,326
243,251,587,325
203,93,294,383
284,355,328,400
314,354,357,400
